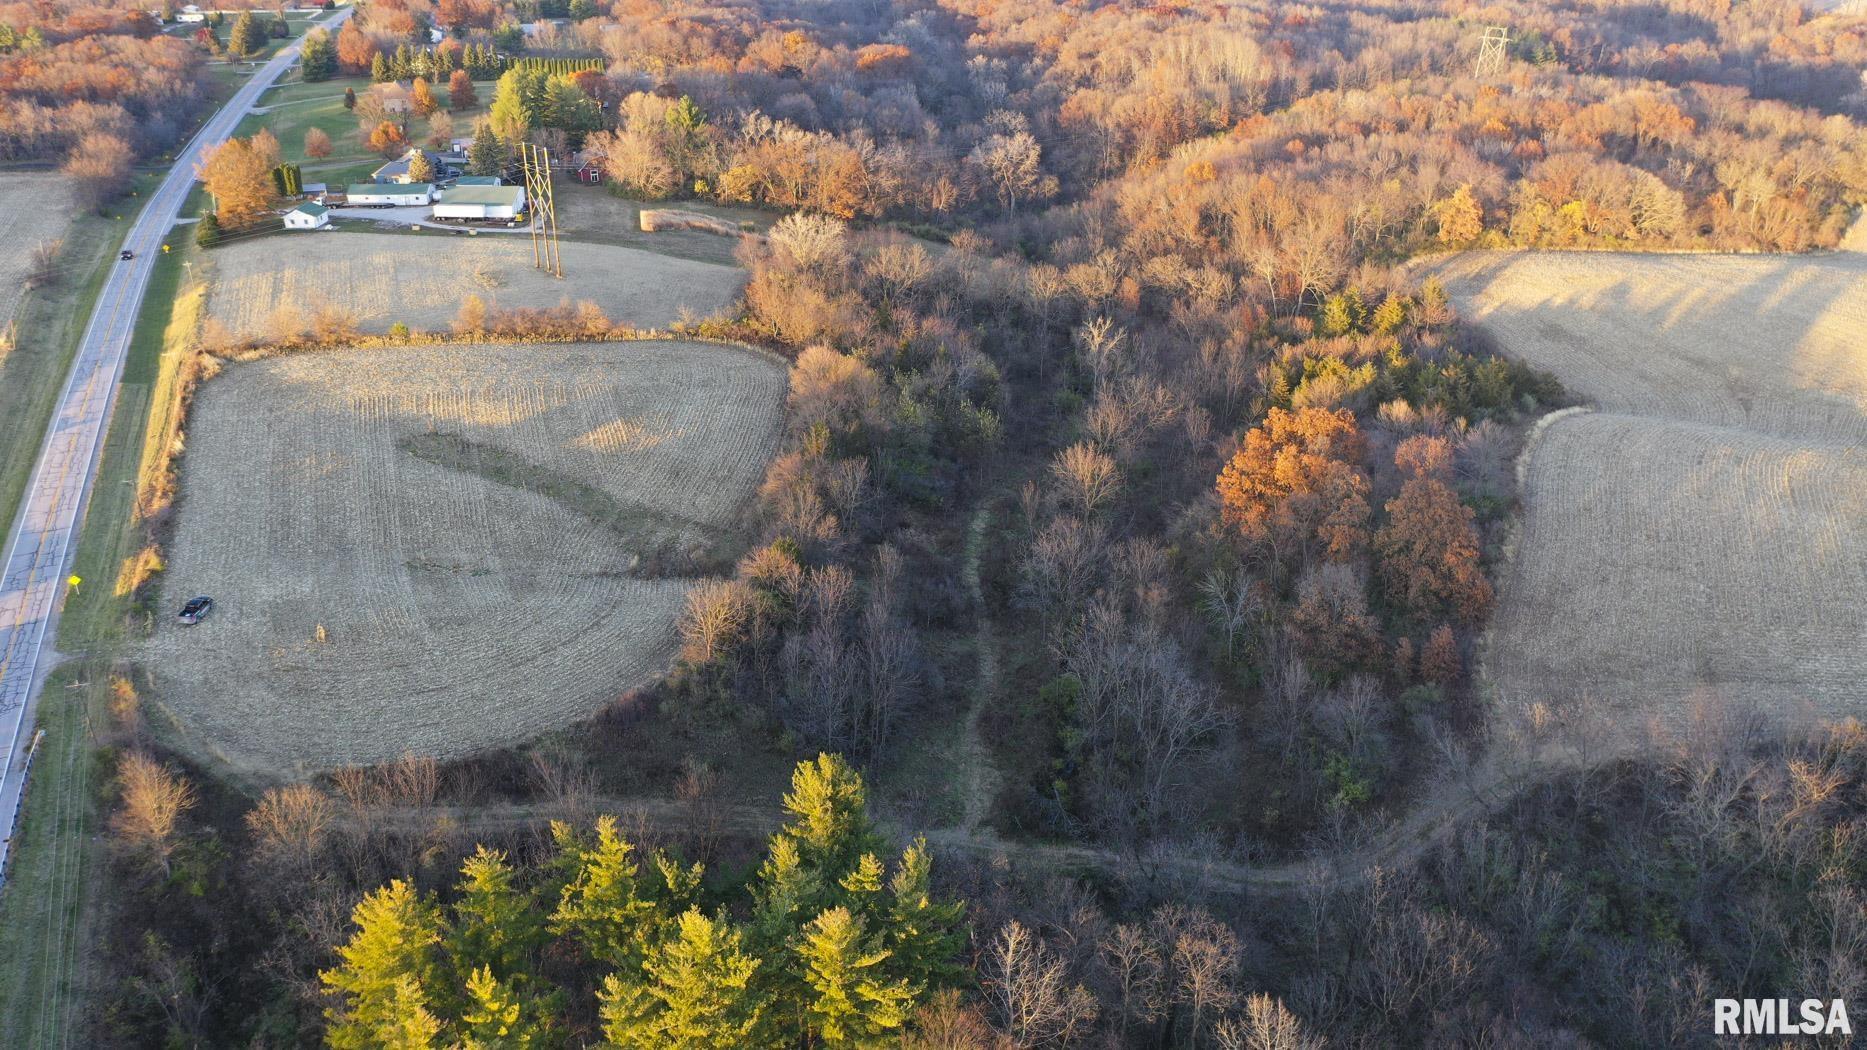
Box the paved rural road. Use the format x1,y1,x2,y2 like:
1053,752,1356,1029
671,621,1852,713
0,8,351,883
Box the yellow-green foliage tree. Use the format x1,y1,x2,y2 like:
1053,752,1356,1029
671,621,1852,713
321,755,965,1047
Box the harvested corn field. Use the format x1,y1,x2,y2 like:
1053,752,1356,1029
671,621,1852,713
203,234,745,340
0,173,75,330
1440,251,1867,726
141,341,787,775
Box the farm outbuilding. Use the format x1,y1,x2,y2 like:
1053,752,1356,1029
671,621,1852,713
433,184,527,221
283,202,330,230
345,183,435,206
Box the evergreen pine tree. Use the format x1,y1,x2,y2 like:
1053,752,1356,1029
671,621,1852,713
382,975,444,1050
321,880,446,1050
450,846,545,983
798,908,916,1048
299,28,336,81
371,51,391,83
227,10,263,56
344,86,357,109
392,42,415,80
546,816,661,970
776,754,884,889
466,120,505,176
458,965,552,1048
599,909,770,1049
880,839,965,990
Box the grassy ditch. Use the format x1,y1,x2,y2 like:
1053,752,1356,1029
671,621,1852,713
59,240,211,650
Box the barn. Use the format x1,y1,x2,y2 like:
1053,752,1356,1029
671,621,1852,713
432,184,527,222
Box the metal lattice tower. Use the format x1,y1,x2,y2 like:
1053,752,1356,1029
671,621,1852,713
1473,25,1511,79
520,143,563,279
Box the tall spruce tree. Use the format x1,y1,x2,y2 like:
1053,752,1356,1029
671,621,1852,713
226,10,263,56
299,28,335,81
466,120,506,176
798,907,917,1048
599,909,770,1049
320,881,446,1050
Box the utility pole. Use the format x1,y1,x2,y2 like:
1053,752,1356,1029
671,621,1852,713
520,143,562,278
1473,25,1511,79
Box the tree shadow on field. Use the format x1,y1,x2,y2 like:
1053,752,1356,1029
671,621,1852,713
398,430,739,578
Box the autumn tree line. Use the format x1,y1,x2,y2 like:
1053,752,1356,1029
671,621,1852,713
0,3,207,208
78,0,1867,1043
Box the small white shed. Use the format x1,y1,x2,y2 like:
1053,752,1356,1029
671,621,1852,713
284,202,331,230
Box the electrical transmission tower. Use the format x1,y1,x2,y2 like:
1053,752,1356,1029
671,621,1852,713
520,143,562,278
1473,25,1511,79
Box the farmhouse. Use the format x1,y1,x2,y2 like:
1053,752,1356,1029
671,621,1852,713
367,82,414,114
345,183,435,206
372,148,452,184
283,202,330,230
433,184,527,221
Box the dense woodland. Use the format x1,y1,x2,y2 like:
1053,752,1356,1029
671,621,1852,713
43,0,1867,1042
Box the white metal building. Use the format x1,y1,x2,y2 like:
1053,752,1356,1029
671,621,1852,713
432,184,527,221
344,183,436,206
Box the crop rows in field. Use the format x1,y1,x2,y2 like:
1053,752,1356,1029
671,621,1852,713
204,233,745,340
1441,251,1867,727
140,340,786,775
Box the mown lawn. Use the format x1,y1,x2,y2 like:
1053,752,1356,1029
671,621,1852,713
235,74,493,191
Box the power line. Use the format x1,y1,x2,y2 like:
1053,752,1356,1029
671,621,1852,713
1473,25,1511,80
519,141,562,278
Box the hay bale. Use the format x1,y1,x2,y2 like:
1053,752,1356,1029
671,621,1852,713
640,209,743,237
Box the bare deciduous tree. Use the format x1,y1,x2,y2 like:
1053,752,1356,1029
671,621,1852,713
679,578,755,664
1214,994,1325,1050
983,921,1100,1048
110,752,197,877
1050,442,1123,517
246,783,335,875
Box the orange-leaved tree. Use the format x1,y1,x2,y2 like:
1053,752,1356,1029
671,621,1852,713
411,76,439,116
368,120,409,157
1216,406,1371,567
1374,435,1493,624
196,134,277,228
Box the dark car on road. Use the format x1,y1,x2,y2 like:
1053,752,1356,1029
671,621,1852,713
177,596,214,625
119,249,134,261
